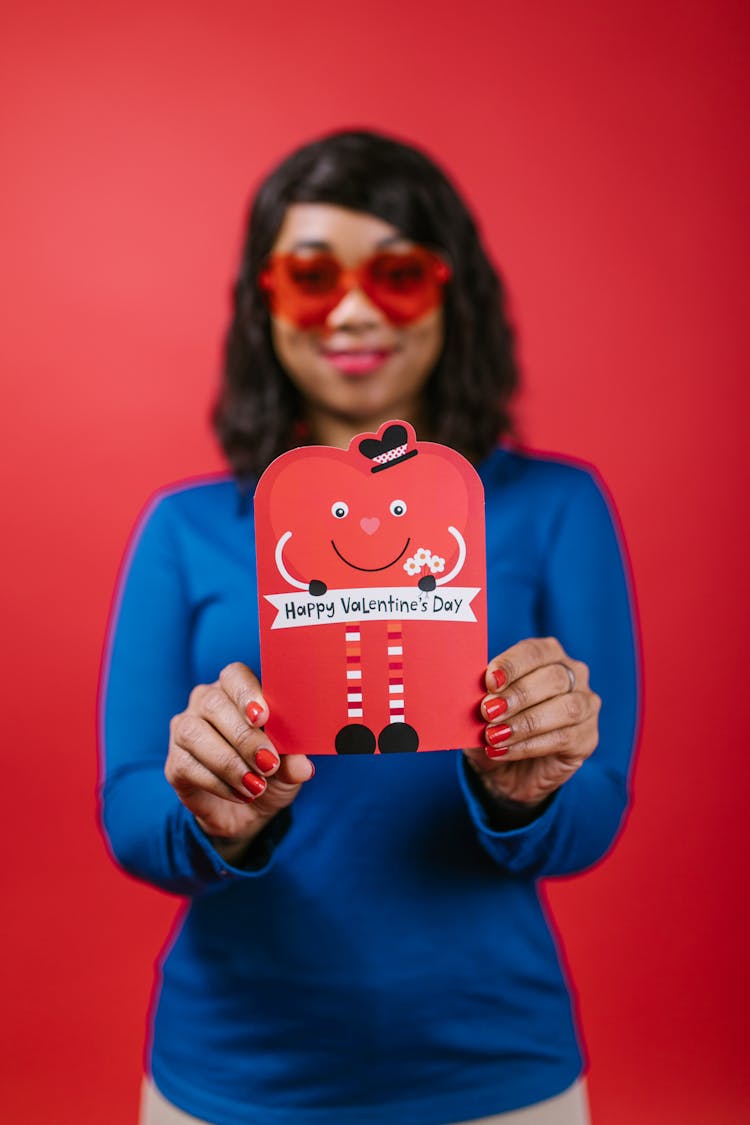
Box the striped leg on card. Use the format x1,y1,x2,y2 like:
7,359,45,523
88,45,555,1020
378,622,419,753
386,623,405,724
345,626,364,720
335,624,376,754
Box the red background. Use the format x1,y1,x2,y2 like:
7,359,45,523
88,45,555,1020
2,2,748,1121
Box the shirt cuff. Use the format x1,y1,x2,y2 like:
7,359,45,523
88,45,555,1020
185,806,293,885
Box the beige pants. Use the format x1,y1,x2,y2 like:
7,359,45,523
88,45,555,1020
140,1076,590,1125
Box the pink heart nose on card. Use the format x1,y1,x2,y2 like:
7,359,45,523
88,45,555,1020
360,517,380,535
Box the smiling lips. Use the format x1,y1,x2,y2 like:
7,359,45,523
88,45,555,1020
322,349,393,375
331,537,411,572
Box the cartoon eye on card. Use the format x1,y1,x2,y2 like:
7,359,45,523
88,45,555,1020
255,420,487,757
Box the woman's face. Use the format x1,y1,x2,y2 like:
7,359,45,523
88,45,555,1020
266,204,445,441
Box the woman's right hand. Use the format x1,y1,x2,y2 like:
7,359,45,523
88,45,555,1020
165,661,314,860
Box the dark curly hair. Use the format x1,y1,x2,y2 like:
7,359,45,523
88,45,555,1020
213,130,520,478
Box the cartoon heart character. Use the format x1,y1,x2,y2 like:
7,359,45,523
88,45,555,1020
255,421,486,755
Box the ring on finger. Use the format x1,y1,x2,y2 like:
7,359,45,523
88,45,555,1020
563,664,576,693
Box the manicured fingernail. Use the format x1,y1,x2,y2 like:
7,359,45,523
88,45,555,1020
486,723,512,746
492,669,507,689
241,771,266,797
485,697,508,720
308,761,316,779
486,744,509,759
254,748,278,774
246,701,264,724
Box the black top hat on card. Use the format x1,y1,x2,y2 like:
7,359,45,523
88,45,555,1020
358,424,418,474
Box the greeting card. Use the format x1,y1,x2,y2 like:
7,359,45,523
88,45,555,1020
254,421,487,754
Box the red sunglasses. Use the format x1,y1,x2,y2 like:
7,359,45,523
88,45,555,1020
259,246,451,328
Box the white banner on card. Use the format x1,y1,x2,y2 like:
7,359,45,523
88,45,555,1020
265,586,481,629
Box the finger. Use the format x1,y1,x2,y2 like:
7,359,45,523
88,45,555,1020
485,711,600,762
238,755,316,824
169,711,276,797
485,637,568,693
218,662,269,725
485,687,599,750
174,754,316,836
166,743,260,805
572,658,590,691
276,754,316,785
192,683,278,772
481,663,576,723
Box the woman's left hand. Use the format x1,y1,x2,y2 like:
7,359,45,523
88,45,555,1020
463,637,601,809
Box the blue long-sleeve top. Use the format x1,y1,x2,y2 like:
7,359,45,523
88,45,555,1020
99,447,639,1125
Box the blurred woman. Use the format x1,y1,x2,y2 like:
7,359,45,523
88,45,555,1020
100,130,638,1125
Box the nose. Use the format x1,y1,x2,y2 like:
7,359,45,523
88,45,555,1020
325,286,385,331
360,517,380,535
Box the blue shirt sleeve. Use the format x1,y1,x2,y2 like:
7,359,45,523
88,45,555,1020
458,467,640,877
98,492,291,896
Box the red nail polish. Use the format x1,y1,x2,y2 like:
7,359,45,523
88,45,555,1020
486,724,512,746
486,744,509,758
241,771,266,797
485,697,508,720
254,748,278,774
308,761,316,779
246,701,264,724
492,669,507,689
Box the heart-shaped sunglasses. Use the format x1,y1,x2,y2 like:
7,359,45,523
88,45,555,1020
259,247,451,329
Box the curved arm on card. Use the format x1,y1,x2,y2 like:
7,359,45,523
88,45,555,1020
435,526,466,586
274,531,309,591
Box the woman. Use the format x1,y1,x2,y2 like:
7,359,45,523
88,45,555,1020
100,130,639,1125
